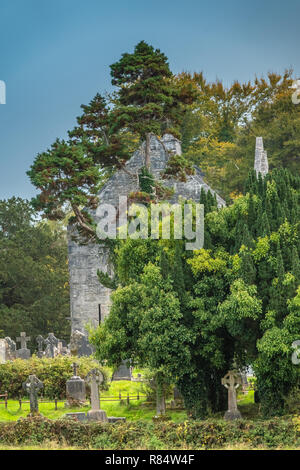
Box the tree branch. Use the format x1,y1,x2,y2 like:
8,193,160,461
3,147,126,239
71,203,96,237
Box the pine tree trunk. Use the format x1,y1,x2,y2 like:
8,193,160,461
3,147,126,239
145,133,151,169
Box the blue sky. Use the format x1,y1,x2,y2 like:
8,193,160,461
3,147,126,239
0,0,299,200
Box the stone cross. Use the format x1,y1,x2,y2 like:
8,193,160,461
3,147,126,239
17,332,31,349
85,368,104,410
36,335,44,357
36,335,44,349
22,375,44,415
85,368,107,422
221,370,242,420
72,362,79,377
44,333,58,358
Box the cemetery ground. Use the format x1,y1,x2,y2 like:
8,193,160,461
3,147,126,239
0,382,299,450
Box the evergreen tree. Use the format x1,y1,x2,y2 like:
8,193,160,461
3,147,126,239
172,242,186,302
240,250,256,285
110,41,190,168
291,245,300,283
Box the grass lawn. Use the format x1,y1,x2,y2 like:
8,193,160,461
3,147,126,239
0,379,187,422
0,384,258,424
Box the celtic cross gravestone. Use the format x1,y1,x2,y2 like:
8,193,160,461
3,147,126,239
221,370,242,420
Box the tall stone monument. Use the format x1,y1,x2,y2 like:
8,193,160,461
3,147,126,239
44,333,59,358
36,335,45,358
254,137,269,178
221,370,242,421
85,368,108,422
22,375,44,415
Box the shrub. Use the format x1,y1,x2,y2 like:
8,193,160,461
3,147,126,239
0,416,298,449
0,356,109,399
285,386,300,414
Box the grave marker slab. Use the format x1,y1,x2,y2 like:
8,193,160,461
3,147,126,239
65,362,86,407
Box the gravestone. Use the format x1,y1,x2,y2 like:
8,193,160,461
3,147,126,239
112,360,132,381
85,368,108,422
0,339,6,364
57,341,70,356
5,337,16,360
36,335,45,358
65,412,87,422
170,386,183,409
16,332,31,359
44,333,59,358
108,417,126,423
69,330,93,357
22,375,44,415
65,362,86,407
221,370,242,421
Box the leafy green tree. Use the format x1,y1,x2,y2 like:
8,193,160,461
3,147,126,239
180,70,296,200
89,263,192,415
0,198,70,343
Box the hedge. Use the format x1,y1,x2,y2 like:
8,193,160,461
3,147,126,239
0,415,299,449
0,356,109,399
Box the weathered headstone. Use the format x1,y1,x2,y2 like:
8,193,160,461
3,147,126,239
16,332,31,359
69,330,93,357
170,386,183,409
57,341,70,356
221,370,242,421
22,375,44,415
0,339,6,364
85,368,108,422
65,412,87,422
65,362,86,407
44,333,59,358
112,360,132,381
36,335,45,358
5,337,16,360
108,417,126,423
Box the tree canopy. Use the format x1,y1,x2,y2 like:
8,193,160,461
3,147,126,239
90,168,300,418
0,198,70,343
